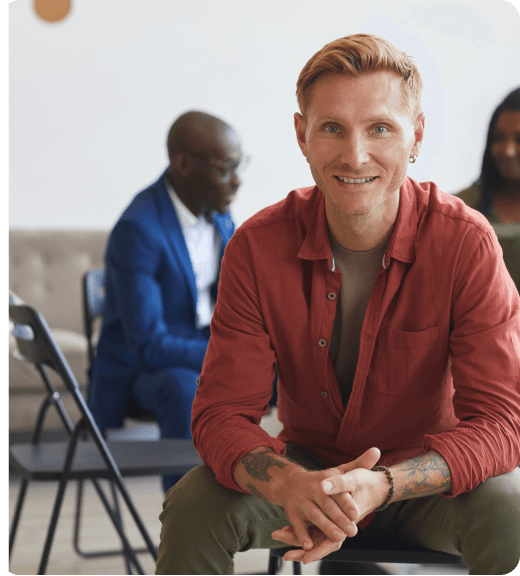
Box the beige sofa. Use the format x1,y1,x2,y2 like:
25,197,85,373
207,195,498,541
9,229,109,434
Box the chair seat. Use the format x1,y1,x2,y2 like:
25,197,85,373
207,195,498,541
10,439,203,481
269,537,464,565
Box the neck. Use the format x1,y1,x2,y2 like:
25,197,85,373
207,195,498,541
168,171,201,217
325,191,399,251
495,181,520,201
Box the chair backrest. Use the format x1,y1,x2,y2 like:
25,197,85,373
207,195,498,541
9,302,105,443
80,269,154,422
82,269,106,365
10,304,78,390
9,301,140,500
9,229,108,333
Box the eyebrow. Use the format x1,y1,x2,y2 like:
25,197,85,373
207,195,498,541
318,115,398,124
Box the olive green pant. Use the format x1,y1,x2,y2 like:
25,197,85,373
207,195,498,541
156,447,520,575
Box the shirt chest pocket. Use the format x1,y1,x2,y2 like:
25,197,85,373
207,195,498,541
371,325,448,397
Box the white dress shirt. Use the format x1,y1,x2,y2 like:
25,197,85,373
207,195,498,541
165,176,221,329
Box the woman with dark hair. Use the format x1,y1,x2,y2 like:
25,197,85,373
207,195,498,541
456,87,520,289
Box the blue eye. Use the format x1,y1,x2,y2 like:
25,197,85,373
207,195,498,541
373,126,387,134
326,126,339,133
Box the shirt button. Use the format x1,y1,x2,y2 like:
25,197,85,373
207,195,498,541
318,339,327,347
328,292,336,300
196,377,202,385
321,391,329,398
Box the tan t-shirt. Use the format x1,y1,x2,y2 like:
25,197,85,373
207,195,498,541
329,235,389,408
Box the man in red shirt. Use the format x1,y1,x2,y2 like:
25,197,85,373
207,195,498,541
156,34,520,575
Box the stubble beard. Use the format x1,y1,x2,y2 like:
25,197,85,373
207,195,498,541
312,166,402,220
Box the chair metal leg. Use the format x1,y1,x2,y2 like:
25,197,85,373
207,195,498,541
41,476,142,575
39,421,146,574
90,478,145,574
73,478,85,555
38,472,70,574
267,551,280,574
267,552,300,576
109,479,133,575
9,477,29,559
104,468,158,562
73,478,148,566
78,410,159,562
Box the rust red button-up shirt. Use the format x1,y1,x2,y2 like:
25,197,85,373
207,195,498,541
192,177,520,501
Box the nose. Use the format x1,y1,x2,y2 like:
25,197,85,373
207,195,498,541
504,139,518,158
229,170,241,189
339,132,370,169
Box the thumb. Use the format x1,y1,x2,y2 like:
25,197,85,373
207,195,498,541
336,447,381,474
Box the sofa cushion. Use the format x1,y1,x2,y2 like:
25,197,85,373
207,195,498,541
9,229,108,434
9,329,89,392
9,229,108,333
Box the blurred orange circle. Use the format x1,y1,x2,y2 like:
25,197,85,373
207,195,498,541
34,0,72,23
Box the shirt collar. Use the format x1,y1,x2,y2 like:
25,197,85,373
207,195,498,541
164,172,205,229
297,177,417,265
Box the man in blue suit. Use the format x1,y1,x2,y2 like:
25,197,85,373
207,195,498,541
88,111,244,492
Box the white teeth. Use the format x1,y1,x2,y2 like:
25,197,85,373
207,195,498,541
337,176,376,184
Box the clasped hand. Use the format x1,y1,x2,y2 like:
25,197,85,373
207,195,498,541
271,446,384,564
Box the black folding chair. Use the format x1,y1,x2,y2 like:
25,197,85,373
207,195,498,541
82,268,106,368
74,268,158,571
82,268,155,422
268,525,465,574
9,302,202,574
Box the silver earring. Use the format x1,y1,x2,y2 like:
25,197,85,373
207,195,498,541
409,155,417,164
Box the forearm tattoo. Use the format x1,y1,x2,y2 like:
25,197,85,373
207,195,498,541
396,451,452,499
240,448,304,501
247,483,267,500
241,449,288,482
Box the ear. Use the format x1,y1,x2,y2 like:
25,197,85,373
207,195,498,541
411,114,425,158
170,152,192,178
294,113,309,159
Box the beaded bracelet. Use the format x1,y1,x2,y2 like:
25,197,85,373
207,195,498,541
371,465,395,512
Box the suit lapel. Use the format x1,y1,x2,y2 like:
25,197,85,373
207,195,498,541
153,172,237,314
154,177,198,314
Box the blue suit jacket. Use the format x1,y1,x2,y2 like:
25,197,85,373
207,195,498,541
88,171,235,429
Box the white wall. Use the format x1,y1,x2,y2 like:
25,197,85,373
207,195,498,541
9,0,520,229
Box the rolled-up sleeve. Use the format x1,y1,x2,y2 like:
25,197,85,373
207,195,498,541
191,232,287,492
425,227,520,496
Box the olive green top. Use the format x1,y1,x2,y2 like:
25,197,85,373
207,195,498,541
455,182,520,291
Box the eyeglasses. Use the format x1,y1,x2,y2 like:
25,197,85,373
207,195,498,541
181,149,251,182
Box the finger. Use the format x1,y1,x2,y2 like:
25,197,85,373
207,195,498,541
271,529,301,546
322,465,375,498
272,524,298,545
289,515,314,551
284,537,343,564
304,502,346,544
319,494,358,535
321,473,352,497
336,447,381,474
271,524,326,548
273,523,326,548
274,524,295,533
283,549,306,562
333,491,360,526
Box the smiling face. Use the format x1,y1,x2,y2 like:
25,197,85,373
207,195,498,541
294,71,424,221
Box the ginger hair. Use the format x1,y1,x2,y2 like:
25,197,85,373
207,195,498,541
296,34,423,119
